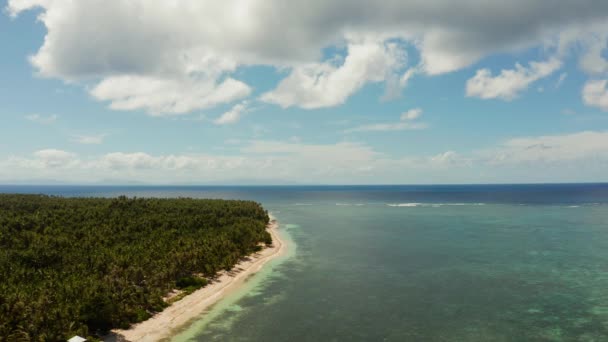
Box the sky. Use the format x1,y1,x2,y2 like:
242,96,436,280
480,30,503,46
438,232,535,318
1,0,608,185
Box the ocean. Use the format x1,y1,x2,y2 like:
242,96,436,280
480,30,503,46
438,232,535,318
2,184,608,341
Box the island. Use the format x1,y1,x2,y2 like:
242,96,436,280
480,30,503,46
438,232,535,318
0,194,282,341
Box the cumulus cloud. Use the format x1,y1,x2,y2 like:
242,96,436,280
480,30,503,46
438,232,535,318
35,149,75,167
9,0,254,116
578,31,608,75
8,0,608,112
90,75,251,116
466,58,562,100
214,102,248,125
261,39,406,109
25,114,57,124
345,108,427,133
582,79,608,111
12,149,77,169
581,45,608,75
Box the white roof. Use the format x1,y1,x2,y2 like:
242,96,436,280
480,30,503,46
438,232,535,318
68,336,86,342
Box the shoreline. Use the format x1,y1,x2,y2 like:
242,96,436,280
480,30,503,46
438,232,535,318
108,214,285,342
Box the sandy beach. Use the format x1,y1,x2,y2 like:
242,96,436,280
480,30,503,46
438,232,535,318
108,215,285,342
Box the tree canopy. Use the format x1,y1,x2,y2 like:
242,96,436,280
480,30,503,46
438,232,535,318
0,194,271,341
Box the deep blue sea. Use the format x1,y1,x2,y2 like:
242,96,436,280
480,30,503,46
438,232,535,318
2,184,608,341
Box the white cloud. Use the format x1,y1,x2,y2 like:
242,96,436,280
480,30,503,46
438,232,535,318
555,73,568,88
2,131,608,184
2,141,383,183
466,58,562,100
418,30,486,75
288,136,301,143
481,130,608,164
582,79,608,111
214,102,247,125
25,114,57,124
97,152,219,172
90,75,251,116
345,108,427,133
401,108,422,121
261,39,406,109
10,0,608,112
9,0,254,116
70,134,106,145
345,122,427,133
34,149,75,166
579,32,608,75
242,140,376,159
382,66,418,101
429,151,471,168
99,152,163,170
400,68,417,87
14,149,77,169
240,140,383,178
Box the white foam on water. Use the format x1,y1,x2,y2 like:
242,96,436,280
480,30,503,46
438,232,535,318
387,203,422,207
387,203,486,207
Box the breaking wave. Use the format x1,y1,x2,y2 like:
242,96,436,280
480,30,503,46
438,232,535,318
387,203,486,207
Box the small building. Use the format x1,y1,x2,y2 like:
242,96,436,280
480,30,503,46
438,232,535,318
68,336,86,342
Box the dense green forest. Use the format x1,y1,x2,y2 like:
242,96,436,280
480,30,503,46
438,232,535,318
0,194,271,341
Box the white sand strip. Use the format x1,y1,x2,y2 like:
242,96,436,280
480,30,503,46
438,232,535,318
109,215,285,342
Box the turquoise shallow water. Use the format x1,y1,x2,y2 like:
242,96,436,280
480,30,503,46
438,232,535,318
2,184,608,341
177,203,608,341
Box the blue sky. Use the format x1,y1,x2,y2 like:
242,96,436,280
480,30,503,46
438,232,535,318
1,0,608,184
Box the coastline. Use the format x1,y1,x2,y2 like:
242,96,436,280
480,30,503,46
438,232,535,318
108,214,285,342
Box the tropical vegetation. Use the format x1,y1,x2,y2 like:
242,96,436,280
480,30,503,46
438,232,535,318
0,194,271,341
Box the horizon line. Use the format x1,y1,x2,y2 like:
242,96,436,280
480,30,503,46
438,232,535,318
1,182,607,187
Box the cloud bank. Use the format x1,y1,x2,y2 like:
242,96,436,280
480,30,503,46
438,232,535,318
2,130,607,184
8,0,608,114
